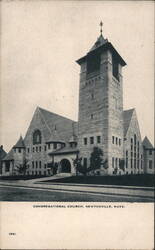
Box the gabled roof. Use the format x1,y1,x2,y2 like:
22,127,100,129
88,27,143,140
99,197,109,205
13,136,25,148
123,109,135,136
3,149,14,161
142,136,153,149
38,107,78,143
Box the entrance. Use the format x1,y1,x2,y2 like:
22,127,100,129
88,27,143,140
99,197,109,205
61,159,71,173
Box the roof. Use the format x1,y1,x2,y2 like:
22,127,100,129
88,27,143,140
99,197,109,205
0,146,7,161
69,135,77,143
38,107,78,143
46,130,65,143
3,149,14,161
49,145,79,156
76,35,126,66
123,109,134,136
142,136,153,149
90,34,108,52
13,136,25,148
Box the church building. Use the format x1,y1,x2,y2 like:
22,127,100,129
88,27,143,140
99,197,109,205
1,24,153,177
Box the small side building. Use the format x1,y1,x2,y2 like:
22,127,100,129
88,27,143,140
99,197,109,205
0,145,7,175
142,136,155,174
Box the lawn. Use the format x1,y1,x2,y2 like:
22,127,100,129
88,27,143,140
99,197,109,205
43,174,154,187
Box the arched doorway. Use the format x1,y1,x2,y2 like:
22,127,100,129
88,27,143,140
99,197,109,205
61,159,71,173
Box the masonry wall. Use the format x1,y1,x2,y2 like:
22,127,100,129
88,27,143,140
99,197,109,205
124,111,144,175
78,50,124,175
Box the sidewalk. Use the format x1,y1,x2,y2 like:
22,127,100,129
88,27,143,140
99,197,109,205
0,180,154,200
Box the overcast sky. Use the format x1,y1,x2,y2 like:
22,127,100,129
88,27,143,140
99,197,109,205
0,1,154,152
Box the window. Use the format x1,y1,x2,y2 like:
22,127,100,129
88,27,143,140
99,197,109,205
91,93,94,100
119,139,121,146
90,137,94,144
32,161,34,168
134,134,137,145
115,158,118,168
33,130,42,145
112,55,119,81
48,144,50,149
27,148,30,153
126,151,128,168
39,161,41,168
5,162,10,172
32,171,34,175
131,159,133,168
54,143,57,149
141,155,143,169
39,146,41,152
112,157,115,168
97,136,101,144
87,53,100,74
83,158,87,167
33,147,34,152
112,136,115,144
116,137,118,145
36,146,38,152
44,145,47,151
44,171,46,175
44,164,46,169
84,138,87,145
18,148,21,153
149,150,152,155
149,160,152,169
36,162,38,168
91,114,94,119
14,148,16,152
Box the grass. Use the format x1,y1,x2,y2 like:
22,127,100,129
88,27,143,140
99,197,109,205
0,175,47,181
43,174,155,187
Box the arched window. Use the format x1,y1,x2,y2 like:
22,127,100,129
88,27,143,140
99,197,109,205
33,130,42,145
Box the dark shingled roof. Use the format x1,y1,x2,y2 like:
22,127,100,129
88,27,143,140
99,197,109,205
46,130,65,143
49,145,79,156
3,149,14,161
90,34,108,52
142,136,153,149
76,35,126,66
13,136,25,148
38,107,78,143
123,109,134,136
0,146,7,161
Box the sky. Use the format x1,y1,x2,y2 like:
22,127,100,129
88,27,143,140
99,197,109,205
0,0,154,152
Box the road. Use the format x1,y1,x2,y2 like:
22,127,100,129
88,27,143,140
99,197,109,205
0,184,154,202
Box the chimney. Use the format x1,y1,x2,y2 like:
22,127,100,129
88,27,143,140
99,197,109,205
0,145,3,150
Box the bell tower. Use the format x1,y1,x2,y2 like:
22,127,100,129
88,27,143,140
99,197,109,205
76,23,126,175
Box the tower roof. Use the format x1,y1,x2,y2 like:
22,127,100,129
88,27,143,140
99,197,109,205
3,149,14,161
76,23,126,66
0,146,7,161
89,34,108,52
13,136,25,148
142,136,153,149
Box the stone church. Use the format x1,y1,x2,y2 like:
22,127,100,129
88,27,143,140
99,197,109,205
1,26,154,177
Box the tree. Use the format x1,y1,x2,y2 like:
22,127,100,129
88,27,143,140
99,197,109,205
72,155,88,176
88,147,107,174
15,158,29,176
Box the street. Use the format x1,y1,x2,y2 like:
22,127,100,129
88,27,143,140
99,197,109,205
0,184,154,202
